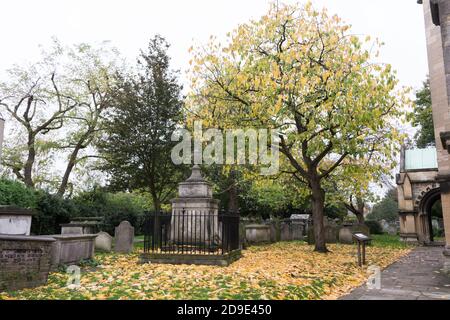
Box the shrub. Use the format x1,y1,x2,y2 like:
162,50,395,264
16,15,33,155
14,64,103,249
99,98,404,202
365,220,383,235
366,189,398,222
32,190,78,235
0,179,152,235
72,189,152,235
0,178,37,208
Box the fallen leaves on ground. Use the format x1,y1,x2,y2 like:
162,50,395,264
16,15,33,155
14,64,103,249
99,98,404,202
1,241,412,300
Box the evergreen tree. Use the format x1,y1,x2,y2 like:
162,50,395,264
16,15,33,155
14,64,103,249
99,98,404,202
97,35,185,211
412,79,435,148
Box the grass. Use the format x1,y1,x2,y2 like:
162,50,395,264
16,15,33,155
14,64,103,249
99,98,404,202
0,236,413,300
370,234,413,249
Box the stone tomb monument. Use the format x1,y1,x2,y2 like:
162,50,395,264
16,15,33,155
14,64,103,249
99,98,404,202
60,217,102,235
0,235,55,291
245,224,271,243
0,206,34,236
49,234,97,267
141,166,241,266
170,165,220,247
114,221,134,253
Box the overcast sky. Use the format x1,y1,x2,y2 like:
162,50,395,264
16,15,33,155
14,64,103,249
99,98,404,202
0,0,429,92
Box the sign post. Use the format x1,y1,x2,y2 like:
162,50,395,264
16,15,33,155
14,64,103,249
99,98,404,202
352,233,371,267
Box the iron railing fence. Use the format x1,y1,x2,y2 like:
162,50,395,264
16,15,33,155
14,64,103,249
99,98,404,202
143,210,240,255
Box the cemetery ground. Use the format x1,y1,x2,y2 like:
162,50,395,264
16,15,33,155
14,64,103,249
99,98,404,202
0,235,413,300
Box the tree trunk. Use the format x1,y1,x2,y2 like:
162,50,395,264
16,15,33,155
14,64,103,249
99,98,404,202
311,178,328,253
228,170,239,214
356,197,365,224
57,144,82,197
356,212,365,224
152,196,161,213
23,133,36,187
151,191,161,248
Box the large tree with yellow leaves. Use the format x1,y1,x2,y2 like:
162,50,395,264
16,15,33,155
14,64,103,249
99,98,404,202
187,2,408,252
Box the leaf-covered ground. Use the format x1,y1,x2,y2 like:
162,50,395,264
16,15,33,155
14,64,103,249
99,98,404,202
1,237,412,300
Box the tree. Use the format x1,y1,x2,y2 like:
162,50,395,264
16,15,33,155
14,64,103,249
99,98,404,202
0,48,78,187
188,2,407,252
97,36,185,212
366,188,398,222
0,40,119,195
326,151,396,224
412,79,434,148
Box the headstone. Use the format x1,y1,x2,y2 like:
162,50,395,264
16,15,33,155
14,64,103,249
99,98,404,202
380,219,398,235
291,221,305,240
239,220,248,249
324,225,338,243
114,221,134,253
280,222,292,241
307,224,339,244
95,231,113,252
339,223,371,244
380,219,389,232
339,224,354,244
268,222,278,243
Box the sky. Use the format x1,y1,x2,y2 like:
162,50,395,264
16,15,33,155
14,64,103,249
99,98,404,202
0,0,429,92
0,0,429,196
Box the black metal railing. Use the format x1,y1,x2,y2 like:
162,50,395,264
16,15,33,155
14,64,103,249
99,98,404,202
143,210,240,255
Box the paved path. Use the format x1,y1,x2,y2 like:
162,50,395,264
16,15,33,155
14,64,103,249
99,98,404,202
341,246,450,300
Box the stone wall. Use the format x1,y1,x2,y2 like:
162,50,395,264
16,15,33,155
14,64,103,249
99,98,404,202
0,235,55,291
397,168,439,242
423,0,450,253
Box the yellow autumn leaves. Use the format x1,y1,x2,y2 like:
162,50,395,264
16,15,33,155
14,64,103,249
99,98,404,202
1,241,412,300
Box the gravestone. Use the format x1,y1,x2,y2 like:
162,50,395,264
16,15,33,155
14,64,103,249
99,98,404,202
114,221,134,253
339,223,370,244
291,222,305,240
324,225,338,243
280,223,292,241
339,224,354,244
268,221,278,243
307,218,339,244
95,231,113,252
380,219,398,235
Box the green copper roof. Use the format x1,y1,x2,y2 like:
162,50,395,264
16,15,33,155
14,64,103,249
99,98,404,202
405,147,438,170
